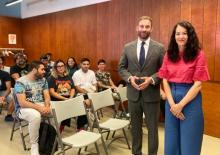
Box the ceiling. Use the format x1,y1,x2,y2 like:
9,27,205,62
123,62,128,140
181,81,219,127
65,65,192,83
0,0,21,18
0,0,111,19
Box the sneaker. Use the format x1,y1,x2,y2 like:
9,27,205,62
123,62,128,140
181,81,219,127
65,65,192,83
4,115,14,122
31,144,39,155
77,127,85,132
59,125,65,133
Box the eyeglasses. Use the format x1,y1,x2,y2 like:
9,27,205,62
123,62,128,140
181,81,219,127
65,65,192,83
56,65,64,68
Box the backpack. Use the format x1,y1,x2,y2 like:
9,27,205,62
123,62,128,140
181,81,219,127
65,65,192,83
38,122,57,155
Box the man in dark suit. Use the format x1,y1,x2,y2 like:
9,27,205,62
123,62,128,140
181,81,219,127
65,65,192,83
118,16,165,155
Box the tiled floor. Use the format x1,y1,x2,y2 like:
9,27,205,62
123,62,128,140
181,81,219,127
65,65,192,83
0,108,219,155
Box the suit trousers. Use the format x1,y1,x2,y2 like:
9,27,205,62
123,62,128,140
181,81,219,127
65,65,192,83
165,83,204,155
129,92,160,155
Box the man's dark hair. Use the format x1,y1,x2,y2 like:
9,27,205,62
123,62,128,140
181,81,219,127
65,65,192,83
97,59,106,65
40,55,48,60
14,52,27,61
0,56,5,62
80,58,90,63
45,52,52,56
28,61,44,72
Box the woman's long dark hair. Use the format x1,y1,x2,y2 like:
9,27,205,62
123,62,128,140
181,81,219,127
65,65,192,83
167,21,201,62
66,57,78,68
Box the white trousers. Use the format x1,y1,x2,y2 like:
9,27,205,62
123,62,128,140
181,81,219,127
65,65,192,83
19,108,41,155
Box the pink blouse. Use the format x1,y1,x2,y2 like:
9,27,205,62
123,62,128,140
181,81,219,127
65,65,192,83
158,50,210,83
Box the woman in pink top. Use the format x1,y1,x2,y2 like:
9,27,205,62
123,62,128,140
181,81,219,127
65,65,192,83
158,21,209,155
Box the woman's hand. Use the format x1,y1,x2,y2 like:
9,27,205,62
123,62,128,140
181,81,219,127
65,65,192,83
170,104,185,120
175,112,185,120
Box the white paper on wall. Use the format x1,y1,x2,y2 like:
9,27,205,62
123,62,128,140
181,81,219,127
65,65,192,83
8,34,17,45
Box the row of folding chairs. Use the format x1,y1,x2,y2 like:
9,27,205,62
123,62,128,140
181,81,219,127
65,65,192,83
51,88,130,155
10,87,130,155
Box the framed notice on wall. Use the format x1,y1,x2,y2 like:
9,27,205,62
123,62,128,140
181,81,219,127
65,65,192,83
8,34,16,44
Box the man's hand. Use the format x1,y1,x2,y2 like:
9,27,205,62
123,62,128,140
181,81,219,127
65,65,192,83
130,76,153,90
38,106,51,115
44,106,51,114
138,77,152,90
110,85,117,91
0,96,6,105
130,76,141,90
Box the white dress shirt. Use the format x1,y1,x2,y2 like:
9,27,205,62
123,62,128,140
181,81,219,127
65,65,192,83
137,37,150,61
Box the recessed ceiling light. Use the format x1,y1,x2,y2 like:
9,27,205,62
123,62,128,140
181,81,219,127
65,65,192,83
5,0,23,7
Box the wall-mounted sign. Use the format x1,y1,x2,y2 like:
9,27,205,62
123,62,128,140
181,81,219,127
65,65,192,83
8,34,17,44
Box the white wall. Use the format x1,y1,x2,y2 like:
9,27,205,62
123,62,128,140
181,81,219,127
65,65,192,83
21,0,110,18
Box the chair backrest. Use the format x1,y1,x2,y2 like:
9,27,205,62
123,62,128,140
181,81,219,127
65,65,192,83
87,89,115,111
117,86,127,102
51,95,85,123
11,88,21,113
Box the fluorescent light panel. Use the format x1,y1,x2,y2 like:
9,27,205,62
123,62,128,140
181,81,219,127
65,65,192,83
6,0,23,7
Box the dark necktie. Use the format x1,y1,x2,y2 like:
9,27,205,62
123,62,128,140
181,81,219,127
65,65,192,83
139,41,145,67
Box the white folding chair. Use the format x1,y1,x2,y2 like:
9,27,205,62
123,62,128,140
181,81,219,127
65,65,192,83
117,87,146,120
51,95,108,155
10,114,29,151
116,86,129,119
10,89,29,151
87,89,131,149
116,86,127,102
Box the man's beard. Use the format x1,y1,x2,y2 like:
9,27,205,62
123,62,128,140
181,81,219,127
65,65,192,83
18,60,26,66
82,68,88,73
138,31,150,40
35,73,44,80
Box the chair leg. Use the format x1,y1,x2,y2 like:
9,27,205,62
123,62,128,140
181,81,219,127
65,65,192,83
51,136,58,155
106,131,110,140
84,146,88,151
101,136,108,155
112,131,116,138
10,118,29,151
0,104,2,114
99,109,103,117
122,128,130,149
10,118,16,141
57,138,65,155
96,111,101,120
77,148,81,155
61,150,66,155
19,121,27,150
95,142,100,155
